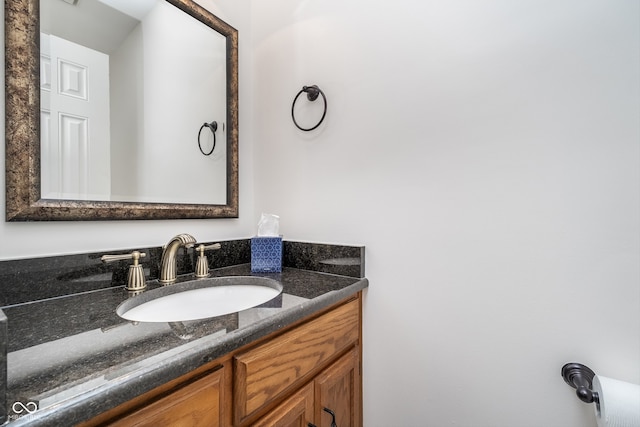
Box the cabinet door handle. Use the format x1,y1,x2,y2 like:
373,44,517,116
323,407,338,427
307,408,337,427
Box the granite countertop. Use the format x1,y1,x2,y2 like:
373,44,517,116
0,240,367,426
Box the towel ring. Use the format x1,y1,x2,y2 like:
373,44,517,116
291,85,327,131
198,121,217,155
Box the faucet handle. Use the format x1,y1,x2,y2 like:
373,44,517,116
194,243,221,278
101,251,147,291
197,243,222,253
101,251,146,263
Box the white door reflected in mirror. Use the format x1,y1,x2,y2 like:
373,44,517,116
41,34,111,200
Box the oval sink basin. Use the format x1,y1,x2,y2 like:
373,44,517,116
117,276,282,323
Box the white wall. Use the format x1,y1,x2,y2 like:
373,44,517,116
108,0,229,204
140,0,227,204
0,0,256,259
249,1,640,426
110,21,143,200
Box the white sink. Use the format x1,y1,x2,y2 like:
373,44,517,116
117,276,282,323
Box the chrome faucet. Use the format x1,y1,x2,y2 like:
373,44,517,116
159,233,197,283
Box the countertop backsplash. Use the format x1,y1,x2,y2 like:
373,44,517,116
0,239,364,308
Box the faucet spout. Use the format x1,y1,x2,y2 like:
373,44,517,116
159,233,197,283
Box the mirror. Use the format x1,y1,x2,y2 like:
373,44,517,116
5,0,238,221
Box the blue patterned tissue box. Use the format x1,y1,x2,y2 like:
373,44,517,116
251,237,283,273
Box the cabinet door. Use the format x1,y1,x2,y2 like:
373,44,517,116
235,299,360,423
253,382,315,427
315,348,361,427
110,366,226,427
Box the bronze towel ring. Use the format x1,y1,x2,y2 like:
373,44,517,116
198,121,218,155
291,85,327,131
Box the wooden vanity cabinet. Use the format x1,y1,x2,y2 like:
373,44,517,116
81,293,362,427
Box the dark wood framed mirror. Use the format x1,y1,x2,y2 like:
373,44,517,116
5,0,238,221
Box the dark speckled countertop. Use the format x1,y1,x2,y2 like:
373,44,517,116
0,240,367,426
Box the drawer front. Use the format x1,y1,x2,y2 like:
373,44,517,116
234,299,360,422
110,366,226,427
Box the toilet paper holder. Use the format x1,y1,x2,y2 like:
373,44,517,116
562,362,600,407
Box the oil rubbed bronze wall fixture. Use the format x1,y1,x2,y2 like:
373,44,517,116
291,85,327,131
562,363,598,404
198,121,218,155
561,362,640,424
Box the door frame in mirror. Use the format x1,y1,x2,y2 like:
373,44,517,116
5,0,239,221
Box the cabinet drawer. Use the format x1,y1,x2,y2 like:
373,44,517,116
109,366,226,427
234,298,360,422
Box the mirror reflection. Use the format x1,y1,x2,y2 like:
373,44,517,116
39,0,227,204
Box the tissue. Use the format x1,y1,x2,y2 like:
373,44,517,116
257,213,280,236
252,213,282,273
